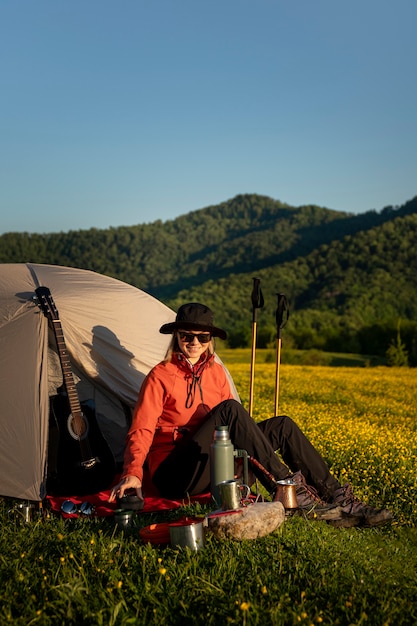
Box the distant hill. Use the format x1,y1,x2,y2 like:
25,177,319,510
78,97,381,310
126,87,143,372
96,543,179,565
1,193,417,363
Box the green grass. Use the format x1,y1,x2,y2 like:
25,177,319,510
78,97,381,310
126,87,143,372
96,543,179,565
1,361,416,625
1,505,416,625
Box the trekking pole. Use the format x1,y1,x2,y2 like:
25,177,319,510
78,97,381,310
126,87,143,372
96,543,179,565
248,278,264,416
248,455,280,501
249,455,277,486
274,293,289,416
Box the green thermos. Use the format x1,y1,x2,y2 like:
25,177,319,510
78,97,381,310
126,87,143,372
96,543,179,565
210,425,235,507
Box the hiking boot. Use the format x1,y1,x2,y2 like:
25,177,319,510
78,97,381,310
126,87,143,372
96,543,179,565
327,514,363,529
287,471,342,520
331,483,393,527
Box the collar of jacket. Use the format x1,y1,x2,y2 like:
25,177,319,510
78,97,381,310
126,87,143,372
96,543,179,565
173,351,214,374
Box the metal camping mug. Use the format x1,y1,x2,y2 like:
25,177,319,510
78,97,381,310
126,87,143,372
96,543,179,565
113,509,135,530
169,519,205,551
217,479,251,510
9,503,35,523
274,478,298,509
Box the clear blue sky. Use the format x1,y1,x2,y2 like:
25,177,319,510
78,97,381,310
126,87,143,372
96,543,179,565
1,0,416,234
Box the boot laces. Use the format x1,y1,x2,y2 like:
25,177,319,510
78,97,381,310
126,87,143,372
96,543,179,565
334,483,357,506
298,482,327,506
292,471,329,507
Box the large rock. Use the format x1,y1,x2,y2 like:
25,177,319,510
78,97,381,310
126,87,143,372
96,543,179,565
207,502,285,540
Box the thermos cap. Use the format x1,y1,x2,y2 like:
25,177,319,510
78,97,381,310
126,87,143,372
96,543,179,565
214,425,230,441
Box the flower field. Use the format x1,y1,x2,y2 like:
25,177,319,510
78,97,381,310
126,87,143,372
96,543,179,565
232,363,417,526
0,361,416,625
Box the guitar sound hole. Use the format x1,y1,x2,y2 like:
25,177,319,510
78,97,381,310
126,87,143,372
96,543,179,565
67,413,89,441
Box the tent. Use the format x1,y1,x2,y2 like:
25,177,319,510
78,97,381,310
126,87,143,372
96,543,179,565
0,263,176,501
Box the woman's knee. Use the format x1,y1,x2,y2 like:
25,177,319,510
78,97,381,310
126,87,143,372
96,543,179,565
278,414,298,437
215,398,245,418
216,398,253,426
219,398,241,410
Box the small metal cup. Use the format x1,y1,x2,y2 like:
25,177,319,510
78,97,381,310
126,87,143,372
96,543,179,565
9,503,35,523
274,478,298,509
113,509,135,530
217,479,251,510
169,520,205,551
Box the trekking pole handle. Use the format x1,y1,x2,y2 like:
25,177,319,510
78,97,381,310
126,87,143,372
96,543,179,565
251,278,264,322
275,293,289,339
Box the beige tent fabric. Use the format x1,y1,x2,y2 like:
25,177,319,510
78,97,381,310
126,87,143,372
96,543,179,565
0,288,50,501
0,264,239,502
0,263,175,501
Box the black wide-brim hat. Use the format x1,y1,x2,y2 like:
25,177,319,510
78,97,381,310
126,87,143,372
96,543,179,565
159,303,227,340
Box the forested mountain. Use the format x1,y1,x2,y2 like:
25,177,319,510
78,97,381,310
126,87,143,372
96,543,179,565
1,193,417,363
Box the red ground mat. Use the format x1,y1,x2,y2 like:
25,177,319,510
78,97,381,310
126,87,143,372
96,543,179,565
46,488,212,518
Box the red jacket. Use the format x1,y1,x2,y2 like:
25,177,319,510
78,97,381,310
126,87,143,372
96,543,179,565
122,352,234,483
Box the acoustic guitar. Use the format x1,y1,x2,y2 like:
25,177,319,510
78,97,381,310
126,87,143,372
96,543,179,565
35,286,116,496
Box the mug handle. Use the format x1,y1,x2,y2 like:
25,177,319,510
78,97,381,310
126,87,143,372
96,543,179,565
239,484,251,500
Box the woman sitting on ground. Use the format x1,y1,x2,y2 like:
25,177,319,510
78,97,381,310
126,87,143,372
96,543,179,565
110,303,392,527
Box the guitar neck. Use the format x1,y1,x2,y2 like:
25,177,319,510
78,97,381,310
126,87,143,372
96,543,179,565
52,319,83,417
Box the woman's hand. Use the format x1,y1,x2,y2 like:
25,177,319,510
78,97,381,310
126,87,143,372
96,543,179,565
109,475,143,502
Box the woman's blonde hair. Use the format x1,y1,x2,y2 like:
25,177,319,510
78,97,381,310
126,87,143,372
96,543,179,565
164,333,215,362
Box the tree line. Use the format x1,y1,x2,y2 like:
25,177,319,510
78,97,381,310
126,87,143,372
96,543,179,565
1,193,417,365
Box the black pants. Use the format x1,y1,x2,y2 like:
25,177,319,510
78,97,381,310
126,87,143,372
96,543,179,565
152,399,340,501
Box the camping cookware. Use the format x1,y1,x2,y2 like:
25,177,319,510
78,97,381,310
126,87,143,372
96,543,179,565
113,509,135,529
217,479,251,510
274,478,298,509
8,503,36,523
169,518,205,551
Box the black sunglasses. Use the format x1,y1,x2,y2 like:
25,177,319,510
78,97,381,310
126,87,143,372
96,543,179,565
61,500,95,516
178,332,212,344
